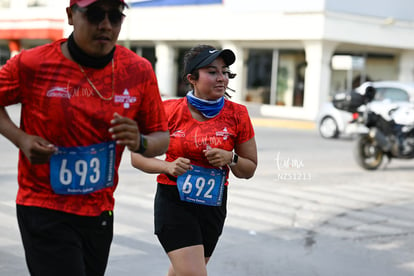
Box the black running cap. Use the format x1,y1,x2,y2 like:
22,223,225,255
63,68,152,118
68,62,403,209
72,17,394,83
185,48,236,75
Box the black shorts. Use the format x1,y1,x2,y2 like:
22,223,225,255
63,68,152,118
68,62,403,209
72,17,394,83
154,183,227,257
16,205,113,276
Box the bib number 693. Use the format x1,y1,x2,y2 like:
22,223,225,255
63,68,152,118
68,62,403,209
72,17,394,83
59,158,101,186
50,141,115,195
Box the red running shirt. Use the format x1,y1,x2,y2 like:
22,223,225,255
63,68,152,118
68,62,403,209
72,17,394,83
157,97,255,185
0,39,168,216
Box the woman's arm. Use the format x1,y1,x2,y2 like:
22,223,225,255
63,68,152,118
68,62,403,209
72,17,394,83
204,137,258,179
230,137,258,179
131,152,192,176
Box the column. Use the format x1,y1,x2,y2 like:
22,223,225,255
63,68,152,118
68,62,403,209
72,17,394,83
154,43,176,97
398,50,414,82
10,0,28,9
303,40,337,120
220,41,244,103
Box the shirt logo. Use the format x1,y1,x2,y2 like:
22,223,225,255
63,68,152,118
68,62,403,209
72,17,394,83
114,89,137,109
216,127,233,140
47,87,71,98
171,130,185,138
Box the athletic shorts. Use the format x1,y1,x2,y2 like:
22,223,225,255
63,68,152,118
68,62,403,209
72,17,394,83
16,204,113,276
154,183,227,257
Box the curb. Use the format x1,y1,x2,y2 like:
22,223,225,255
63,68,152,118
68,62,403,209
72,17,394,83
251,117,316,130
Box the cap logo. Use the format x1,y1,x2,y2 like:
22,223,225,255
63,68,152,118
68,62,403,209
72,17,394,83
209,50,218,54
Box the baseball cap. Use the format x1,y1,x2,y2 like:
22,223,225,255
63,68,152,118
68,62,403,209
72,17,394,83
70,0,127,8
185,48,236,75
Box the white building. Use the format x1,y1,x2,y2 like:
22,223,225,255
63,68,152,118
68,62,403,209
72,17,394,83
1,0,414,120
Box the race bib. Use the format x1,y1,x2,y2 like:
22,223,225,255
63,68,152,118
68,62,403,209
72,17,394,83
177,165,226,206
50,141,116,195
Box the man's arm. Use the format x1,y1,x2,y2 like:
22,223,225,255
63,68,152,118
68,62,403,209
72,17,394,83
0,106,22,147
0,106,56,164
109,112,169,158
138,131,170,157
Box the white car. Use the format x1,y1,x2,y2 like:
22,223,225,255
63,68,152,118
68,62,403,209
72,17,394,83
317,81,414,139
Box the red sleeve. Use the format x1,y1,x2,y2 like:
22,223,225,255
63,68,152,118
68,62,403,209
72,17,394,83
0,52,23,106
235,104,255,144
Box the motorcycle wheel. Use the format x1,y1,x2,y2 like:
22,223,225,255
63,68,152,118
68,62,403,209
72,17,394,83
353,135,384,170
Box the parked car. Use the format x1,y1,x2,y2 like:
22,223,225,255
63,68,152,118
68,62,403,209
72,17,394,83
316,81,414,139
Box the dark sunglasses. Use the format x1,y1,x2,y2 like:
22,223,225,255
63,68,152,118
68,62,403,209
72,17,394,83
76,6,125,26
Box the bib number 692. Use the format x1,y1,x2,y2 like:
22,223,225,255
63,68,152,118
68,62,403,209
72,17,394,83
181,174,215,199
176,165,225,206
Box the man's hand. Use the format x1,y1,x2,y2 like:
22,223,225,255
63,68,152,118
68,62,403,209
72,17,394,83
109,112,140,152
19,135,57,164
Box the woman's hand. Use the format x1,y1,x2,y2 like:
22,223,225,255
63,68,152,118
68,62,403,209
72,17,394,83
165,157,192,176
204,147,232,167
204,138,258,179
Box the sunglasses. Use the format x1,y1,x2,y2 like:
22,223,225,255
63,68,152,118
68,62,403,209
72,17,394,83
76,6,125,26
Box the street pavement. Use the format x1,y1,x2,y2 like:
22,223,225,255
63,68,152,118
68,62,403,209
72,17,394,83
1,104,414,276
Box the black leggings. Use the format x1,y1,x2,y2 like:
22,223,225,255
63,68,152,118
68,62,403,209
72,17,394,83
154,183,227,257
16,205,113,276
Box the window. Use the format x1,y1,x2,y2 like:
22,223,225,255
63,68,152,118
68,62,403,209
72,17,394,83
0,0,10,8
276,51,306,107
245,49,305,106
27,0,47,7
0,46,10,66
245,49,272,103
375,87,409,102
130,46,156,69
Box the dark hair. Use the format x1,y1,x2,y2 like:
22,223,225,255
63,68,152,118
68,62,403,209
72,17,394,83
183,44,212,83
182,44,236,97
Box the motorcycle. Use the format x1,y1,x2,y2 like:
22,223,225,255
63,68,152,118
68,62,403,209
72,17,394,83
333,83,414,170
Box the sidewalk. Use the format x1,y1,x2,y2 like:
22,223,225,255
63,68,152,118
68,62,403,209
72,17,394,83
246,103,316,130
251,117,315,130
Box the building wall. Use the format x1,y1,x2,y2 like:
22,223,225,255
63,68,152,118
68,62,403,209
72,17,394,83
325,0,414,21
1,0,414,120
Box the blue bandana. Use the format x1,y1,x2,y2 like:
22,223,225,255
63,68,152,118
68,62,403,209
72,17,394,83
186,91,225,118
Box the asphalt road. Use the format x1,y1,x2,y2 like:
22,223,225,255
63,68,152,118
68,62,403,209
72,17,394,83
1,104,414,276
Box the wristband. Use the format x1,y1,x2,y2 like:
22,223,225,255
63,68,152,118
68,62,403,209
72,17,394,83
135,134,148,154
229,152,238,166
